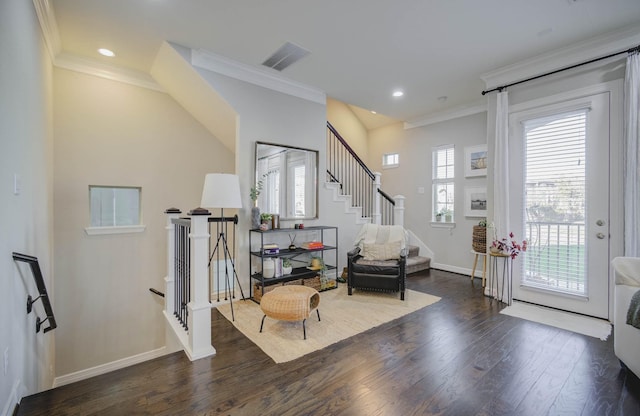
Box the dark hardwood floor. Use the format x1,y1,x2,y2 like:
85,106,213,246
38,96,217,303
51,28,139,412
18,270,640,415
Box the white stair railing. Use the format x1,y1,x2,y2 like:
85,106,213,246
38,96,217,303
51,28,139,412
164,207,216,361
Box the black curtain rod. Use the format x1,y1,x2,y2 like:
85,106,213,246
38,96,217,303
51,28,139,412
481,44,640,96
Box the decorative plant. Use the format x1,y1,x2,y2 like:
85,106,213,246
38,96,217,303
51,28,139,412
282,258,292,268
309,256,325,271
492,232,528,259
250,170,275,204
260,213,273,223
478,218,487,227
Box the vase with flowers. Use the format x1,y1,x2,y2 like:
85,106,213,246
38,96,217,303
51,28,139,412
491,232,527,259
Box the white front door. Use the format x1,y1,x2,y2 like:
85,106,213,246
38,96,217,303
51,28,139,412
509,91,612,319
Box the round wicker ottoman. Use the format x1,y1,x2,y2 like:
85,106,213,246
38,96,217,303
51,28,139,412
259,285,321,340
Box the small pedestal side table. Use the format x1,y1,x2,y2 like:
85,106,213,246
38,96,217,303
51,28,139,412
489,251,513,305
470,250,487,287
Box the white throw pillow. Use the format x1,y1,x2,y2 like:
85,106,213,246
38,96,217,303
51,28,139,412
361,240,402,261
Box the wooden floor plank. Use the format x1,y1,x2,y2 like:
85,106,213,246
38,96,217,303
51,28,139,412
17,270,639,416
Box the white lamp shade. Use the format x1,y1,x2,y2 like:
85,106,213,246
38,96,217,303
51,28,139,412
200,173,243,209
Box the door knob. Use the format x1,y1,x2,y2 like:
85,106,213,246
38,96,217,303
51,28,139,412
596,232,606,239
596,219,605,226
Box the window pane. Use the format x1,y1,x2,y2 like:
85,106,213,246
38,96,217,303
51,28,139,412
90,186,140,227
523,110,587,294
434,146,454,179
434,183,454,213
432,144,455,220
294,165,305,216
383,153,399,167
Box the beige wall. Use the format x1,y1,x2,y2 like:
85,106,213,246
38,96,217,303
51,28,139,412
53,68,234,376
326,98,369,163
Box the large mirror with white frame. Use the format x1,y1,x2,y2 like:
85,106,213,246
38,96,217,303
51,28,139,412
255,141,318,220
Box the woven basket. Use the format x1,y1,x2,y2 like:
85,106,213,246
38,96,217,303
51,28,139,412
472,226,487,253
253,282,281,302
303,275,322,291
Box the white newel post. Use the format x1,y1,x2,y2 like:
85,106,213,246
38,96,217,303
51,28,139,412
164,208,182,318
373,172,382,225
394,195,405,227
187,208,216,360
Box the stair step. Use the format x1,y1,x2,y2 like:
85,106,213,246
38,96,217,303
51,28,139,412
407,255,431,275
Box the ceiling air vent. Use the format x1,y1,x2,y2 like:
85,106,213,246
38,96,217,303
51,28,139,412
262,41,310,71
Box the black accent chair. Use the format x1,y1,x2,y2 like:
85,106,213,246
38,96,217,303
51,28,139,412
347,247,407,300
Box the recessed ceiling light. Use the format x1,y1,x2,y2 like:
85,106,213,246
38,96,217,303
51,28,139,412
98,48,115,57
371,110,377,114
392,90,404,97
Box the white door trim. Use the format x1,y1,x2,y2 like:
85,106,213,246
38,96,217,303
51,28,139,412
507,79,624,320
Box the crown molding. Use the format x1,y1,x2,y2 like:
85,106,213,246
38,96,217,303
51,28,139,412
404,100,487,129
481,24,640,90
32,0,61,60
32,0,163,91
191,49,326,105
55,52,164,92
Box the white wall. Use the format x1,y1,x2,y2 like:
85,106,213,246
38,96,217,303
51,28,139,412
0,0,54,412
368,113,488,272
52,68,235,377
193,68,348,284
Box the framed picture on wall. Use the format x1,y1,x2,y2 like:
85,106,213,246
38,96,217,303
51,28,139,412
465,144,487,177
465,186,487,217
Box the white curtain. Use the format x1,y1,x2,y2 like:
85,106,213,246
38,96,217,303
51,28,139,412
494,91,510,240
624,51,640,257
486,91,511,300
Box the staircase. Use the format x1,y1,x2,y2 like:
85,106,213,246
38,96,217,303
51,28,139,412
324,181,372,224
406,245,431,274
326,122,431,274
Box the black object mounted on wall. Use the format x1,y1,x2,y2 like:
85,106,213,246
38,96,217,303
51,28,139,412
12,252,57,334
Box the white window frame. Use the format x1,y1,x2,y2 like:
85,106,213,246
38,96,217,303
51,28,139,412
432,145,455,225
382,153,399,169
85,185,145,235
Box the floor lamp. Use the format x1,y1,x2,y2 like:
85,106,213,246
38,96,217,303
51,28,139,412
200,173,245,321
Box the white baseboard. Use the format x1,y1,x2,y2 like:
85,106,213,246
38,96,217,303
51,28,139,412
53,347,168,388
431,262,473,277
2,379,23,416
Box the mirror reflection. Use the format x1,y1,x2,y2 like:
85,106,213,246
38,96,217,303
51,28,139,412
255,142,318,220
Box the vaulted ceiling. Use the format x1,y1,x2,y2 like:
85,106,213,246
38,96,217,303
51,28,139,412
48,0,640,127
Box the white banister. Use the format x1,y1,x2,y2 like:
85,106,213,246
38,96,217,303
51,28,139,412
373,172,382,225
164,208,182,318
394,195,405,227
186,209,216,360
164,207,216,361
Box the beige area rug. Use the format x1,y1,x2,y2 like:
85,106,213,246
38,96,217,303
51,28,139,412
216,286,440,363
501,301,612,340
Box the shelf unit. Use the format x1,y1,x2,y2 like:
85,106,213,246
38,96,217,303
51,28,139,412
249,226,338,302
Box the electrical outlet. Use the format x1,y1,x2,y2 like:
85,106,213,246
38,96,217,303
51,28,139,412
3,347,8,376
